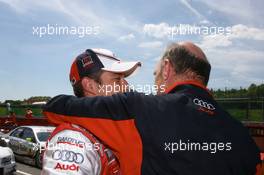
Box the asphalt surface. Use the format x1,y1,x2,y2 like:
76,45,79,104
14,162,41,175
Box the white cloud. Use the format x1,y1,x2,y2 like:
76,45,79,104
207,48,264,88
200,24,264,49
199,20,210,25
118,33,135,41
231,24,264,40
200,34,232,49
143,23,171,39
138,41,163,49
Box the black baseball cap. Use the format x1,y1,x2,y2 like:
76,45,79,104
70,48,141,86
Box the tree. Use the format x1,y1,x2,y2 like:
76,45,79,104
247,83,257,97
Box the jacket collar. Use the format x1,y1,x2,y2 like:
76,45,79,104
165,81,212,96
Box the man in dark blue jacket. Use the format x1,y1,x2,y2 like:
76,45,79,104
44,42,262,175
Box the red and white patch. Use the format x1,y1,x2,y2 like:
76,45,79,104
81,55,93,68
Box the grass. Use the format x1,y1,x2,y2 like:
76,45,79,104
227,109,264,121
0,107,7,116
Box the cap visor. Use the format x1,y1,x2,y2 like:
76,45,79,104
102,61,141,77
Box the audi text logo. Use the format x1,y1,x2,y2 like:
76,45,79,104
193,98,215,110
52,150,84,164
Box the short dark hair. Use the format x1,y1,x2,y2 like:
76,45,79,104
162,43,211,85
73,70,103,97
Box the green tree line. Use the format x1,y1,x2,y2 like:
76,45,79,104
212,83,264,98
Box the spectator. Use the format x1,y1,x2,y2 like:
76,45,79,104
25,108,33,119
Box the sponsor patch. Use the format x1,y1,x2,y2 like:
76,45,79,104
81,55,93,68
52,150,84,164
57,136,85,148
193,98,215,115
54,162,80,171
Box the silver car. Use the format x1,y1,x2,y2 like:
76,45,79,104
0,126,55,168
0,146,16,175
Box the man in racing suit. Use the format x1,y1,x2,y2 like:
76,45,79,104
43,42,262,175
42,48,141,175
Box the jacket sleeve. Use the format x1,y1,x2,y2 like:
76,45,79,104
43,92,137,121
43,92,144,175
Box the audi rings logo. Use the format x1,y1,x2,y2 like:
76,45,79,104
193,98,215,110
52,150,84,164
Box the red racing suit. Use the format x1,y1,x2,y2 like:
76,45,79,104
42,123,121,175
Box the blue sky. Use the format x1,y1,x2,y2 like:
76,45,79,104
0,0,264,101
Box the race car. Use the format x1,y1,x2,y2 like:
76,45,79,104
0,126,55,168
0,146,16,175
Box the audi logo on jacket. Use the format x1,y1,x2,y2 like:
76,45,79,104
43,81,262,175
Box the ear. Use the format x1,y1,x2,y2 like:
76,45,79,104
162,59,172,81
81,77,97,95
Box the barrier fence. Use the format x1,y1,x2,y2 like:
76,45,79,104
0,97,264,121
217,97,264,122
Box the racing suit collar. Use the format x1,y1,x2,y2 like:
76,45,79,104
165,81,211,95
